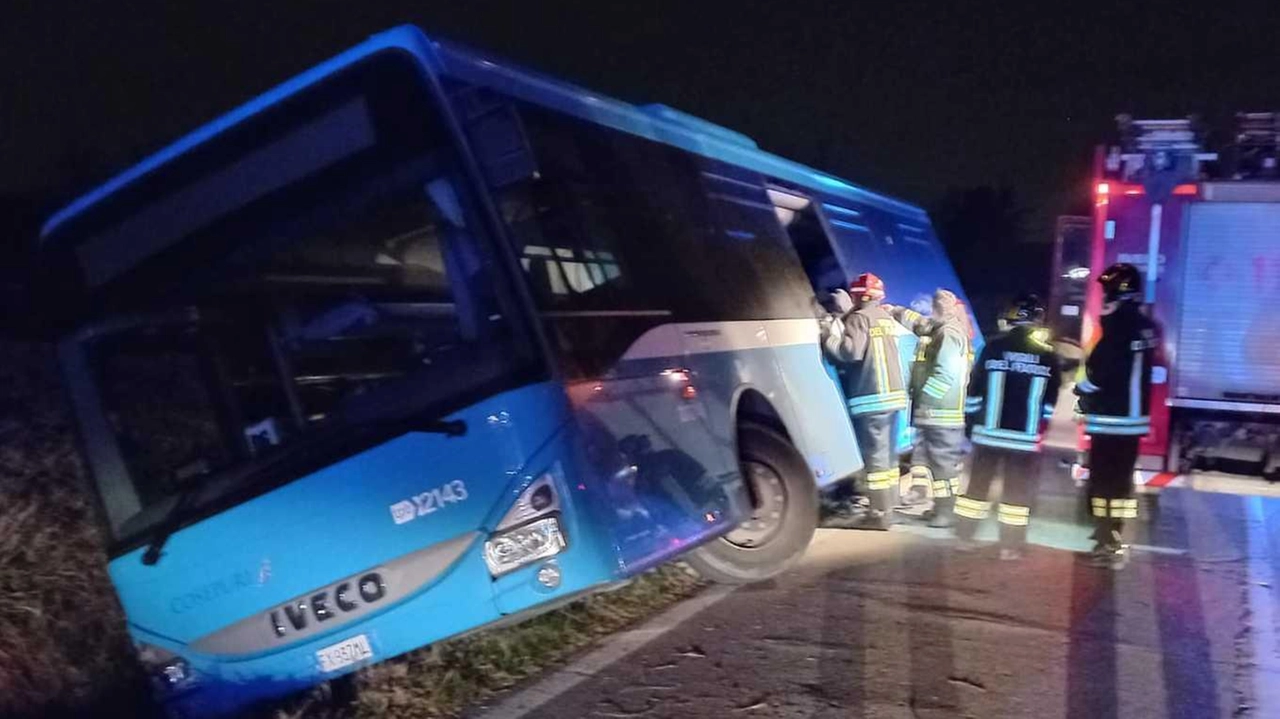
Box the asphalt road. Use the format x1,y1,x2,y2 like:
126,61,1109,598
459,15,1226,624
476,462,1280,719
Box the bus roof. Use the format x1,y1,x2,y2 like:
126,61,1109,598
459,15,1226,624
42,24,926,241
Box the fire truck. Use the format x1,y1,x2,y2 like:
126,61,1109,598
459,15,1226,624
1052,114,1280,483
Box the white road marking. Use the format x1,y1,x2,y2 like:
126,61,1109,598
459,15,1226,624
1189,473,1280,499
475,584,738,719
1129,544,1189,556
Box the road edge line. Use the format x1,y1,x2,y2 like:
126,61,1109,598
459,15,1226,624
474,583,738,719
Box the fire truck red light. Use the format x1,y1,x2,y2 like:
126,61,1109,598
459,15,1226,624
1173,184,1198,195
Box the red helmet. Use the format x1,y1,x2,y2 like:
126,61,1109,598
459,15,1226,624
849,273,885,300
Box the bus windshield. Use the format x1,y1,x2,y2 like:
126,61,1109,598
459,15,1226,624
82,173,532,545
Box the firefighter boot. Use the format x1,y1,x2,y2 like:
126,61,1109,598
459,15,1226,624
928,497,956,529
856,488,896,531
1089,518,1127,569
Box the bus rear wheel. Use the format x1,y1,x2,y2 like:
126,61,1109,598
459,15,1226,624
685,422,818,584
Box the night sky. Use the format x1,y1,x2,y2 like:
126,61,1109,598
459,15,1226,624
3,0,1280,235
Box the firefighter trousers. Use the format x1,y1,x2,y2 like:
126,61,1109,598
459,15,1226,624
954,445,1042,547
852,412,899,493
911,425,965,499
1087,434,1141,539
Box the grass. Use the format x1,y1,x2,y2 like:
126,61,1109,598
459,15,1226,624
273,565,703,719
0,341,152,719
0,341,705,718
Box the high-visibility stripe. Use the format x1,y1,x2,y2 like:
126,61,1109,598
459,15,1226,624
1042,403,1055,419
850,390,907,405
955,357,971,412
971,434,1039,452
1129,350,1143,419
998,504,1030,526
923,409,967,420
1084,414,1149,425
1110,498,1138,519
932,479,953,498
1026,376,1047,435
1086,423,1150,436
972,427,1039,452
871,337,890,393
849,399,911,411
955,496,991,519
985,372,1005,428
917,415,967,427
923,377,951,399
917,412,967,426
1077,378,1100,394
974,426,1039,441
1089,497,1139,518
867,468,898,490
849,391,908,414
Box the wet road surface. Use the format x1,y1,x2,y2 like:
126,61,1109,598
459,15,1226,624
476,467,1280,719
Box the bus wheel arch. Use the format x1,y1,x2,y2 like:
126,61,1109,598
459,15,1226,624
731,387,792,444
684,400,818,584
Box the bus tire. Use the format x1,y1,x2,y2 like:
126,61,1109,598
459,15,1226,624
684,422,818,584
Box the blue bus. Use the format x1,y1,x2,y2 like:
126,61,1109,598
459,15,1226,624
35,25,977,717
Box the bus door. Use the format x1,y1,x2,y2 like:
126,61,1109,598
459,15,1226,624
787,195,917,454
764,187,864,473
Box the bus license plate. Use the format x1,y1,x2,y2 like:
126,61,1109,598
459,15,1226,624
316,634,374,673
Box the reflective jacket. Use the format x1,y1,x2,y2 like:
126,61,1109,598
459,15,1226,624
823,302,908,416
966,325,1062,452
894,309,972,427
1077,303,1159,436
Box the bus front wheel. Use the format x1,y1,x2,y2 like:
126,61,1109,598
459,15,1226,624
685,422,818,584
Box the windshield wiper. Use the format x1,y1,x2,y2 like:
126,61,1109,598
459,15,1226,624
140,481,204,566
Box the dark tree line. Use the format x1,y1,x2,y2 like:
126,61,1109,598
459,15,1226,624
931,185,1051,334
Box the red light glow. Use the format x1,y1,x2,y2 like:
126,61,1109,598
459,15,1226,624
1173,184,1198,196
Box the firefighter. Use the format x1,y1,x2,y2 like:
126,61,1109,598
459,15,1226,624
889,290,973,528
821,273,909,530
1075,263,1159,568
955,294,1062,559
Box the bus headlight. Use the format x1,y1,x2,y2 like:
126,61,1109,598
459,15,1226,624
484,517,567,576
